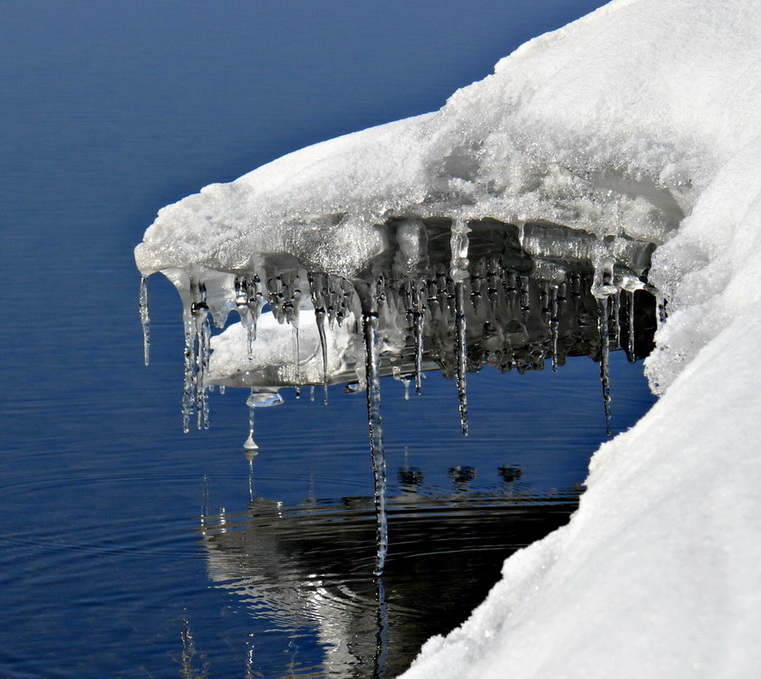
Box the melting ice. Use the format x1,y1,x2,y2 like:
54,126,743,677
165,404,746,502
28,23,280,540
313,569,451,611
137,216,657,576
138,218,655,434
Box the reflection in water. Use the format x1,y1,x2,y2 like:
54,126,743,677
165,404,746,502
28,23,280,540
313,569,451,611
181,617,210,679
198,458,579,678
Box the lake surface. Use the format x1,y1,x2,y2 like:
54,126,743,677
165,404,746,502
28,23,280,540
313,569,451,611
0,1,656,677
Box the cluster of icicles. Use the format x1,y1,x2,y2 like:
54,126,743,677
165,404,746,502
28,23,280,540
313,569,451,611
138,217,659,575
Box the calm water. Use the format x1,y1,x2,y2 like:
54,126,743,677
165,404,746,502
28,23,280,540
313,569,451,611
0,1,654,677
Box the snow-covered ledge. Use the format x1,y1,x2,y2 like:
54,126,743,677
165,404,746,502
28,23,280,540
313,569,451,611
136,0,761,675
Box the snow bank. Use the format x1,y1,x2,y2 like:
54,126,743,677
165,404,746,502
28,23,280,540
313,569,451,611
135,0,761,674
401,1,761,677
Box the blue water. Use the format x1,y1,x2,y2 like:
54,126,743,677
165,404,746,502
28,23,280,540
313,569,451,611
0,1,654,676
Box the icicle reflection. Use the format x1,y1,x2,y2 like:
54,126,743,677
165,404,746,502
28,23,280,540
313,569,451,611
199,468,580,678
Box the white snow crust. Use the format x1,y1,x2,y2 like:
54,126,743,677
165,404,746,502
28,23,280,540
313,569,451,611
135,0,761,675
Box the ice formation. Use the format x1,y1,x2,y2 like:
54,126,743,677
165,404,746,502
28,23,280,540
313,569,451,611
136,0,761,674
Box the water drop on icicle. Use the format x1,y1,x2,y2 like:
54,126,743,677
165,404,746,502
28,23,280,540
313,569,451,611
139,276,151,366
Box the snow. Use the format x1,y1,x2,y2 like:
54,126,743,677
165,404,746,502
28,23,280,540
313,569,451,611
207,305,356,389
135,0,761,675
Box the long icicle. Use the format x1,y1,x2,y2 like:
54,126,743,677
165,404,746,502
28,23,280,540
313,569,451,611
450,218,470,437
196,307,211,430
361,284,388,577
246,275,262,361
139,276,151,366
627,289,637,362
598,295,612,436
549,283,560,372
293,324,301,399
309,272,330,405
181,301,196,434
413,282,425,396
454,281,469,436
316,310,329,405
610,286,621,347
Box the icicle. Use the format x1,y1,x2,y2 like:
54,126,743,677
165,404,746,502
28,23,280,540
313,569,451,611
361,286,388,577
549,284,560,372
610,286,621,347
309,272,331,405
598,295,612,436
293,324,301,387
412,282,425,396
139,276,151,366
455,281,469,436
195,304,211,431
246,318,256,361
245,276,263,360
626,289,637,362
450,219,470,437
182,311,195,434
